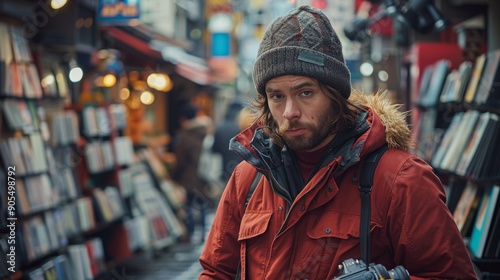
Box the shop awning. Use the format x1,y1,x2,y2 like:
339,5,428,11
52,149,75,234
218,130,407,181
158,43,214,86
102,26,163,61
101,23,190,65
102,24,226,86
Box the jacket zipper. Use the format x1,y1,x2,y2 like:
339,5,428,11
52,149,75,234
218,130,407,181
262,166,332,278
274,166,331,236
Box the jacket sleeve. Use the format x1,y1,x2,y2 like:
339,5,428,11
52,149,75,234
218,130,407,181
387,156,478,280
199,163,254,279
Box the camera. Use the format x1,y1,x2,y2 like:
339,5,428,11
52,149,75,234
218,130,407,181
333,258,410,280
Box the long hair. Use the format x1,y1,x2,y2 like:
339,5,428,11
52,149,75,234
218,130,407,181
251,79,361,147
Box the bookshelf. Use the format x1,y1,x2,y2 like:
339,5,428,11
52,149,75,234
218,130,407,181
0,19,185,280
406,43,465,163
414,48,500,278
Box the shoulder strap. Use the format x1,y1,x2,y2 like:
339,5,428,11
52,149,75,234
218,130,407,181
236,170,263,280
360,145,389,189
358,144,388,269
245,172,263,208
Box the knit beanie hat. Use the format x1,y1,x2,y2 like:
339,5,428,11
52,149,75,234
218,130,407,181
253,5,351,99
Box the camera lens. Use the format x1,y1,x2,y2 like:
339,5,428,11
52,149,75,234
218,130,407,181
389,266,410,280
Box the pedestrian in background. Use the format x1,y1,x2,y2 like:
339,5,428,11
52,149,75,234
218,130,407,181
212,99,245,184
171,102,210,244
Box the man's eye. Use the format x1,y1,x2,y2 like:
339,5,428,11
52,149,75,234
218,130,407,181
300,91,312,97
269,94,284,100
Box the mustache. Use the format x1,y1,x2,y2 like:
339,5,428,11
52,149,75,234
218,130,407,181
279,121,305,131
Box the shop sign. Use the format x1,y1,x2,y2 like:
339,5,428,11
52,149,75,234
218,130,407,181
97,0,140,25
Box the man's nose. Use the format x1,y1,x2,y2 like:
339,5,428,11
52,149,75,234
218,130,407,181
283,98,300,120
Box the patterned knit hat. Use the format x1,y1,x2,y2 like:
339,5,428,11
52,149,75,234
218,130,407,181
253,5,351,99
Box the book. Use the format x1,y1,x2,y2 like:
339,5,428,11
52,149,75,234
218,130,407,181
53,255,71,280
15,179,31,215
439,110,480,172
76,197,94,232
455,112,498,176
29,132,48,174
96,107,111,136
26,267,45,280
105,186,125,218
109,103,127,130
92,189,114,222
418,60,450,108
415,64,434,104
113,136,135,166
41,260,58,280
464,53,487,105
61,203,80,238
67,245,87,280
85,237,105,277
0,22,14,64
439,70,458,104
431,112,463,168
9,24,33,63
20,63,43,98
83,106,99,137
5,62,23,97
415,108,438,161
469,185,500,258
484,196,500,258
453,181,481,236
474,50,500,107
43,211,62,251
124,216,150,251
1,100,37,133
25,63,44,98
469,118,500,180
453,61,473,104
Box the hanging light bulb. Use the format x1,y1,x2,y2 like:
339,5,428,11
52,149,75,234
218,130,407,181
140,91,155,105
51,0,68,10
102,74,117,87
146,73,173,92
68,59,83,83
119,88,130,100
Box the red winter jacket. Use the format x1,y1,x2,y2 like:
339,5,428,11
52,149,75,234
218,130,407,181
199,93,477,280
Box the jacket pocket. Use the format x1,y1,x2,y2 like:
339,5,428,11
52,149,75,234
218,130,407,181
307,210,363,240
307,209,382,240
238,212,273,241
299,211,382,279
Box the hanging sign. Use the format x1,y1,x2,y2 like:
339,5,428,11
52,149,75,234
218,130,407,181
97,0,140,25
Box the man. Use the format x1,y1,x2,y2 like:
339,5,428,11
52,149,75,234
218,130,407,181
212,99,245,184
199,5,477,280
171,102,211,243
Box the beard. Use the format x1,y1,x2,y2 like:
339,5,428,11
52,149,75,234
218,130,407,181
278,110,335,152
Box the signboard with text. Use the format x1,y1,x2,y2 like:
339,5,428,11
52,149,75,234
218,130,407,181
97,0,140,25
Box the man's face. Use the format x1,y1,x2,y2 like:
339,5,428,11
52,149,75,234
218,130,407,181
265,75,336,152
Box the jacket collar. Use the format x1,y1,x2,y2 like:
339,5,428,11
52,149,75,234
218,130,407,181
228,90,411,200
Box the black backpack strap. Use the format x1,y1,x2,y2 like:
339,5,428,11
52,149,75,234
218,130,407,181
236,171,263,280
358,144,388,268
245,172,263,208
360,145,389,190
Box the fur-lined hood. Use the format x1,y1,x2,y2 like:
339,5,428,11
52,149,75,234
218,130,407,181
349,89,414,151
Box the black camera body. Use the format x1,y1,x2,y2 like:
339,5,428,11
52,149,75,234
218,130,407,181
333,258,410,280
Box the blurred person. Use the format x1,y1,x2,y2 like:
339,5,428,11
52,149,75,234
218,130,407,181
212,99,245,184
199,5,476,279
171,102,210,243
